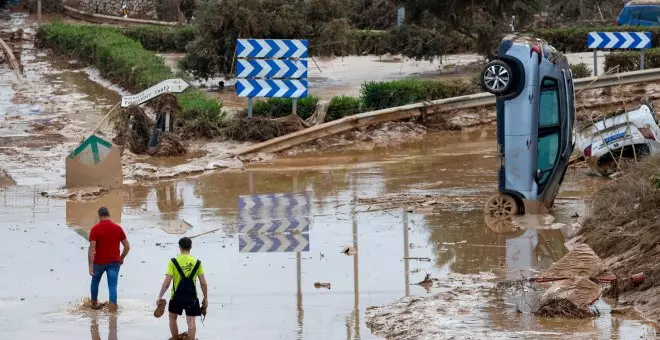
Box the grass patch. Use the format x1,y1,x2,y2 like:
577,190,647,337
360,79,477,111
253,97,319,120
570,63,592,78
36,22,223,137
604,48,660,73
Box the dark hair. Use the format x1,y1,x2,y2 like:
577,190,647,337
179,237,192,250
98,207,110,217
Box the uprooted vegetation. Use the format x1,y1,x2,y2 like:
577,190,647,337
110,96,188,157
579,156,660,321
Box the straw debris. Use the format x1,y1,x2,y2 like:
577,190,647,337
111,105,152,154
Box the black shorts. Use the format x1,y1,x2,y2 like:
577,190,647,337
168,298,201,317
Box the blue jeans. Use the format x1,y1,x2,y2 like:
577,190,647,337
91,262,121,304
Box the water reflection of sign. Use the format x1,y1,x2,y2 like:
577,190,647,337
239,233,309,253
505,228,538,279
238,193,310,233
120,79,189,107
66,189,123,239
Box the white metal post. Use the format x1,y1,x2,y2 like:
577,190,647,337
593,49,598,76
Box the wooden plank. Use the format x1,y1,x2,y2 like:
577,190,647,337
0,37,22,82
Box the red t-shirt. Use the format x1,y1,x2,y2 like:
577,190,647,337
89,220,127,265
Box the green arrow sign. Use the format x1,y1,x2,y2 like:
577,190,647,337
70,135,113,164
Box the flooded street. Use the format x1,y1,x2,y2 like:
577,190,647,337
2,129,658,339
1,11,658,340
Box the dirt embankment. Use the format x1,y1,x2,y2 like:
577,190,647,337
577,156,660,323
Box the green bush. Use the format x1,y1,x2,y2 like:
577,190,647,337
570,63,592,78
36,22,222,134
121,25,196,52
360,79,477,111
253,97,319,120
604,48,660,72
327,96,362,121
535,26,660,53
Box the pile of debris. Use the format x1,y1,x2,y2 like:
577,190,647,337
578,155,660,322
355,192,485,212
111,95,187,157
497,243,646,319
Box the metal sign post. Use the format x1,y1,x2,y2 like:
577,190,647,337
235,39,309,119
593,49,598,76
588,31,652,75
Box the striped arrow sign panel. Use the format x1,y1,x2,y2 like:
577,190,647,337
239,233,310,253
237,39,308,59
236,59,308,79
587,32,652,49
236,79,308,98
238,217,310,234
238,193,310,211
237,193,310,233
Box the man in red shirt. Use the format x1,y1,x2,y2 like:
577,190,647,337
89,207,130,310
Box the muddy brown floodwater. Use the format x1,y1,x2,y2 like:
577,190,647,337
1,128,658,339
1,10,658,340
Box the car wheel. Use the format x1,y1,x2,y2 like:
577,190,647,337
481,60,514,95
484,193,519,217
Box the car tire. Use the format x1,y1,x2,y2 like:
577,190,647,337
481,60,514,95
484,193,519,217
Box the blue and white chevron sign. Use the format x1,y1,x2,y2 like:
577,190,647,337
239,233,310,253
588,32,652,49
236,59,308,79
238,192,311,234
238,217,310,234
236,79,308,98
237,39,308,59
238,193,310,210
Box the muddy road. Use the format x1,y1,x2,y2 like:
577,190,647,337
2,130,658,339
1,10,659,340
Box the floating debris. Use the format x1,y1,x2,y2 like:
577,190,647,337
314,282,331,290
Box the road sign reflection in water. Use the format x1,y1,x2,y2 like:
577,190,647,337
237,192,311,253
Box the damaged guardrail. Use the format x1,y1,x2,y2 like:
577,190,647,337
234,68,660,156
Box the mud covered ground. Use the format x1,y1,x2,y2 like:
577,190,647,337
2,10,660,340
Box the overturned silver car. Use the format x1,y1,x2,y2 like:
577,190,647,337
576,100,660,177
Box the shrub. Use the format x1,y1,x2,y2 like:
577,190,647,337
253,97,319,120
535,26,660,53
604,48,660,73
570,63,592,78
327,95,362,121
121,25,196,52
360,79,477,111
36,22,223,136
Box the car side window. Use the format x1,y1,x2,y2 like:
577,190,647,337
539,79,560,128
631,8,642,20
537,132,559,183
537,77,562,186
639,7,660,23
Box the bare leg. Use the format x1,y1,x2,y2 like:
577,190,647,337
186,316,196,340
169,313,179,340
